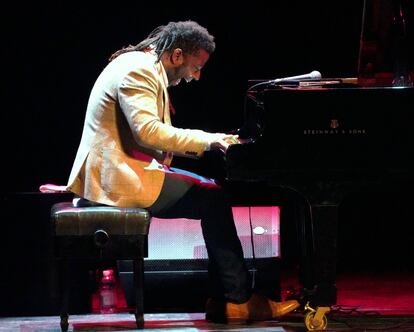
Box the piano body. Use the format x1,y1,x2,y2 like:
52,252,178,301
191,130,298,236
225,84,414,305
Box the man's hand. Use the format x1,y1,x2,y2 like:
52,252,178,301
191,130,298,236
209,134,240,153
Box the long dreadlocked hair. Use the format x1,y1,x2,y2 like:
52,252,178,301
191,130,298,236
109,20,215,62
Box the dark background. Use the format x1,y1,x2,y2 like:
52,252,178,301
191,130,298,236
3,1,364,192
2,0,414,316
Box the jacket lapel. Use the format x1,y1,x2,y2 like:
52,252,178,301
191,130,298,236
156,60,171,126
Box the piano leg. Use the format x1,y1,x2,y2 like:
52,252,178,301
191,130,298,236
308,204,338,306
294,197,315,290
285,192,338,307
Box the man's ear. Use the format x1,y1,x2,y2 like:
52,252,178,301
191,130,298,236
170,48,184,65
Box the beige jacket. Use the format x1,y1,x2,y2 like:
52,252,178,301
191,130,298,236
67,51,215,207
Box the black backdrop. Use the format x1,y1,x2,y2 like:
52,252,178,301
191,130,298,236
3,1,363,192
2,1,414,316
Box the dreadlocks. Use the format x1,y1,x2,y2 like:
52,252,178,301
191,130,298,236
109,20,215,62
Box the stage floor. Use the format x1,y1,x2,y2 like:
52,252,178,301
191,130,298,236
2,270,414,331
1,311,414,331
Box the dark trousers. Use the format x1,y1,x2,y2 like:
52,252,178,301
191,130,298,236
148,167,251,303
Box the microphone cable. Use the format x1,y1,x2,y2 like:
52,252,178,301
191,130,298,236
248,206,258,289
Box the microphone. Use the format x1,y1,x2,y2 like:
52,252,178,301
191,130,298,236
270,70,322,84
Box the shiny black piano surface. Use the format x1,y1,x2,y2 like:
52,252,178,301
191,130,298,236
227,86,414,183
225,85,414,306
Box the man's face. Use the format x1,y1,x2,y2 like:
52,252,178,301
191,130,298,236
167,49,210,87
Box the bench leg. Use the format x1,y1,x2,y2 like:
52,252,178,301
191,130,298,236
59,259,70,332
133,259,145,329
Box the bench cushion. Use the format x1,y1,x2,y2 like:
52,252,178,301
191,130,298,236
51,202,151,236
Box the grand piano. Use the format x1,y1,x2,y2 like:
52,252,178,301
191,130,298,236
224,83,414,305
224,0,413,306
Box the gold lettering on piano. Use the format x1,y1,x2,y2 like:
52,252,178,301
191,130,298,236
330,119,339,129
303,129,367,135
303,118,367,135
303,129,339,135
348,129,366,134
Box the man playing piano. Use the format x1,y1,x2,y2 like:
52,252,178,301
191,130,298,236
66,20,299,322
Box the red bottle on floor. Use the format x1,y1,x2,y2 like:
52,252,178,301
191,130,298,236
99,269,117,314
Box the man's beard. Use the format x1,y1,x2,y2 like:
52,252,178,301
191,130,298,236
168,65,189,87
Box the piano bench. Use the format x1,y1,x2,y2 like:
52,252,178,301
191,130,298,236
51,201,151,331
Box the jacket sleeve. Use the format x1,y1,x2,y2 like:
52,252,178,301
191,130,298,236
117,66,218,158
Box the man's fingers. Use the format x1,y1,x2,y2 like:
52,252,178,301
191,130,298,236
222,135,240,144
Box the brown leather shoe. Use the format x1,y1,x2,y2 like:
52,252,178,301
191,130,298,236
206,293,300,323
